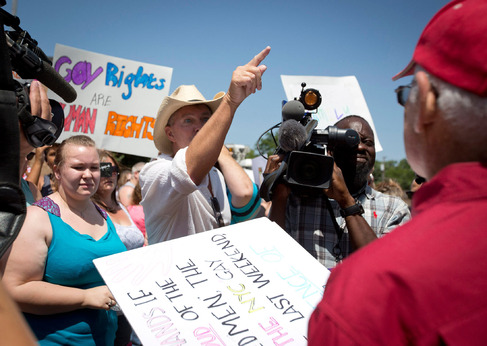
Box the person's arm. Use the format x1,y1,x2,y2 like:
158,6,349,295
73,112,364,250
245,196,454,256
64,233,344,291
263,155,289,229
186,47,271,186
19,81,51,177
2,206,116,315
268,183,290,229
26,146,46,188
0,281,37,345
118,184,134,207
324,163,377,249
27,180,42,202
217,146,254,208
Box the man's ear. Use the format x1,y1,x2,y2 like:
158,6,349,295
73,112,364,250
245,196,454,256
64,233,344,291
165,125,175,142
414,71,438,133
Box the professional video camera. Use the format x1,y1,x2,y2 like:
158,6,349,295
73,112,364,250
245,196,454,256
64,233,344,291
0,1,76,258
259,83,360,200
1,3,77,148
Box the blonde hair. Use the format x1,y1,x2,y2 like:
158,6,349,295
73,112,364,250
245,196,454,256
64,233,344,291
54,135,96,168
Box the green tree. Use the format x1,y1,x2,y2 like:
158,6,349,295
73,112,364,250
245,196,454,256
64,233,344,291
374,159,416,190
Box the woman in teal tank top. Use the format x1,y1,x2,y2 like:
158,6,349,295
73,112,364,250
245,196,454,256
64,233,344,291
3,135,126,345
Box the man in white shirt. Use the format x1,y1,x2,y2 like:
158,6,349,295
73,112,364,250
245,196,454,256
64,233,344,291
140,47,270,244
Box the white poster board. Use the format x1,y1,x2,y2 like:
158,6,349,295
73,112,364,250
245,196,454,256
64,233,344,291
49,44,173,158
281,75,382,152
94,218,330,345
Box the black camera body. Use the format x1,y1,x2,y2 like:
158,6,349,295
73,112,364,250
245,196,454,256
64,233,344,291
15,81,64,147
260,83,360,200
285,125,360,192
1,5,75,147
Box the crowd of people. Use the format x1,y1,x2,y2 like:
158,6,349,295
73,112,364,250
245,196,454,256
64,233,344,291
1,0,486,344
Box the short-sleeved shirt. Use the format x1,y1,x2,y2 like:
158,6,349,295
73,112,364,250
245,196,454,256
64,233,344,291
140,147,231,244
286,184,411,269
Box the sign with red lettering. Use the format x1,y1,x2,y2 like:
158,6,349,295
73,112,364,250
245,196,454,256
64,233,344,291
94,218,330,345
49,44,173,158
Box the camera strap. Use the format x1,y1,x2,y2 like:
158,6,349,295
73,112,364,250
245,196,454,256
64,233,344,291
324,197,345,263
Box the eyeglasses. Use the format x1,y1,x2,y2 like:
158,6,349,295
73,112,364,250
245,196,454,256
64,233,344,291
210,197,225,228
26,152,35,161
395,82,413,106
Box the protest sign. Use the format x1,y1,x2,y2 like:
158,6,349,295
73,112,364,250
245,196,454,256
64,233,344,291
281,75,382,151
48,44,173,158
94,217,330,345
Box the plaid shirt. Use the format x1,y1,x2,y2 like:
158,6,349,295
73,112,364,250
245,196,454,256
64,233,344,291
285,185,411,269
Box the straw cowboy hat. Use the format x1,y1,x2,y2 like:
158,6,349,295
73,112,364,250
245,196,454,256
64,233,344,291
153,85,225,155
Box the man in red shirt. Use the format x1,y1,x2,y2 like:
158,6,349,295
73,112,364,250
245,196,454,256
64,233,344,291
308,0,487,344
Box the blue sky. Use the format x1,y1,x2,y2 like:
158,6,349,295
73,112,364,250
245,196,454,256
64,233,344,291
11,0,448,162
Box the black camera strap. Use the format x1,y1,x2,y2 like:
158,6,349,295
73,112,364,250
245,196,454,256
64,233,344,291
0,16,27,258
324,197,345,263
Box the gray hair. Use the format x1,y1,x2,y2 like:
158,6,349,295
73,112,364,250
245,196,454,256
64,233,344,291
411,66,487,135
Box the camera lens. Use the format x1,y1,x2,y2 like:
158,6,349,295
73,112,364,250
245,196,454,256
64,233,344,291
286,151,334,189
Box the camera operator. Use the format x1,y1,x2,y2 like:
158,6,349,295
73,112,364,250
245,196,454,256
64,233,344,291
266,115,411,269
0,79,51,346
1,80,51,268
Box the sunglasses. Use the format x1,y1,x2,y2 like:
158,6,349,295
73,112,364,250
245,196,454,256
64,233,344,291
26,152,35,161
394,82,413,106
210,197,225,228
100,162,120,177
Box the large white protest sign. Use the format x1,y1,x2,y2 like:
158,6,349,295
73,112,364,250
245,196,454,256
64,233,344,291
48,44,173,158
94,218,330,345
281,75,382,152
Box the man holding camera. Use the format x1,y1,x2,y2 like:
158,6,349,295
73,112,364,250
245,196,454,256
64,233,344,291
139,47,270,244
308,0,487,343
267,115,410,269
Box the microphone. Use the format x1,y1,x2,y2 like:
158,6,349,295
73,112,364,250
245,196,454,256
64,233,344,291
5,33,77,103
35,60,77,103
278,119,307,152
281,100,305,122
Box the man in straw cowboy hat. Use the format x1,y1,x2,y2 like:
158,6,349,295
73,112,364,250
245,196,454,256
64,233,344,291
140,47,270,244
308,0,487,344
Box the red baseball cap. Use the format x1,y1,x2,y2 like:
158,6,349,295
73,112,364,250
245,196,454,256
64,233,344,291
392,0,487,97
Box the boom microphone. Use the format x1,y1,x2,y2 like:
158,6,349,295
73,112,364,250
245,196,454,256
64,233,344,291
35,60,77,103
5,33,77,103
278,119,308,152
281,100,305,122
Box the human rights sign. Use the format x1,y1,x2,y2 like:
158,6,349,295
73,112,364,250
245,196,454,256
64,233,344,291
49,44,173,158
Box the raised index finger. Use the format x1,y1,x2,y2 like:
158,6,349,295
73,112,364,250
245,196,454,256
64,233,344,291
247,46,271,67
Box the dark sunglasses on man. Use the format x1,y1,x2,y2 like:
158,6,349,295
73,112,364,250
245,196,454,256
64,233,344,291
395,82,413,107
395,80,438,107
